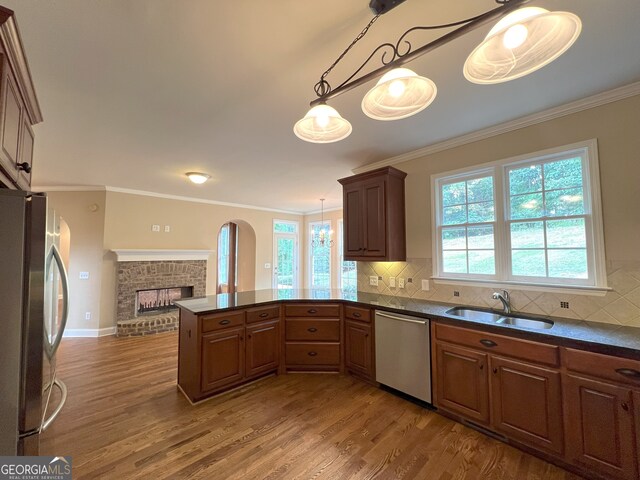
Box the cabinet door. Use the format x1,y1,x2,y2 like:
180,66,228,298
491,356,563,454
362,179,386,257
246,320,280,378
345,320,372,378
564,374,638,480
0,57,22,182
343,184,363,257
16,118,34,190
201,327,245,392
435,342,489,424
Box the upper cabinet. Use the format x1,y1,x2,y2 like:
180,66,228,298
338,166,407,262
0,7,43,190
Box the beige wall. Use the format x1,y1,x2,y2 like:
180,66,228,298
47,191,106,331
399,95,640,262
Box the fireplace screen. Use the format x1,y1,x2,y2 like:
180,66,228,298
135,286,194,316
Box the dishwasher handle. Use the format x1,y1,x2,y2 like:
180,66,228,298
375,311,428,325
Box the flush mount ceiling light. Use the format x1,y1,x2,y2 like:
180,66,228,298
186,172,211,184
294,0,581,143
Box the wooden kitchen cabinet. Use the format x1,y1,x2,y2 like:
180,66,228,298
338,166,407,262
0,9,43,190
491,355,563,454
345,320,373,380
245,320,280,378
201,326,245,393
435,341,490,424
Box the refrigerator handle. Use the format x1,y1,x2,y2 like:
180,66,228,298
45,244,69,359
40,378,68,432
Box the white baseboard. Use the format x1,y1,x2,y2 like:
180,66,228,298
64,327,116,338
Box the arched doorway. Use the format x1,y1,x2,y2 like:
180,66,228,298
216,220,256,294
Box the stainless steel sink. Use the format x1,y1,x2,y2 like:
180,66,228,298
446,307,554,330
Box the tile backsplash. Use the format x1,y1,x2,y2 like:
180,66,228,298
357,258,640,328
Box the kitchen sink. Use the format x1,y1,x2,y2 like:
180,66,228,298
446,307,554,330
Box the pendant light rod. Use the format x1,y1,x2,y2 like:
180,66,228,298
310,0,531,108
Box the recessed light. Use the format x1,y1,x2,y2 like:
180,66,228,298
186,172,210,184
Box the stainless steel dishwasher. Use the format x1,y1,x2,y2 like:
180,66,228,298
375,310,431,403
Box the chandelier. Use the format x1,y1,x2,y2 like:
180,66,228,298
294,0,581,143
311,199,334,248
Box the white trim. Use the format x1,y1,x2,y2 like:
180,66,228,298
112,249,213,262
353,81,640,174
32,185,303,215
432,277,610,297
63,327,116,338
304,206,343,216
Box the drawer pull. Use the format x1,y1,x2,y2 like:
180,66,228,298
616,368,640,379
307,327,318,333
259,312,270,318
219,319,231,325
307,309,317,314
353,312,361,318
480,339,497,348
308,351,318,357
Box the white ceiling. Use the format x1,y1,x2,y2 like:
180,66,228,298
5,0,640,213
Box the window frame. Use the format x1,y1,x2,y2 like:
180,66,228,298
431,139,607,292
308,219,332,289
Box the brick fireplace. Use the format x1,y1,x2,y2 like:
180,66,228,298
113,250,210,336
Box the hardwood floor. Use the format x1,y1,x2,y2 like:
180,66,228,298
40,333,582,480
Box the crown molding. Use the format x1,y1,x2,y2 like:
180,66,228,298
352,81,640,174
32,185,303,215
303,207,343,216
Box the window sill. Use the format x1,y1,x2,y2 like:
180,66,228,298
431,277,611,297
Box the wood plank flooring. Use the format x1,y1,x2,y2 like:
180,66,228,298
40,332,582,479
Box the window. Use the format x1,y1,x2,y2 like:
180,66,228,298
432,140,606,290
273,220,299,289
338,220,357,293
309,220,331,288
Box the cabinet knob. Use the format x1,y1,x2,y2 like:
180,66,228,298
17,162,31,174
307,327,318,333
492,368,498,374
622,402,630,412
479,364,484,370
248,334,252,339
308,351,318,357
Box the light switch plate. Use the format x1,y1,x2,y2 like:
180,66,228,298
421,279,430,291
79,272,89,280
164,225,171,233
369,276,379,286
398,278,405,288
264,263,271,269
389,277,396,288
85,312,91,320
152,224,160,232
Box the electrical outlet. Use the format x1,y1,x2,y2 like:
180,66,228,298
79,272,89,280
398,278,405,288
389,277,396,288
421,279,430,291
164,225,171,233
152,224,160,232
454,291,460,297
560,301,570,309
85,312,91,320
369,276,379,287
407,278,413,283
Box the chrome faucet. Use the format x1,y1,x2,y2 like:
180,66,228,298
492,290,511,314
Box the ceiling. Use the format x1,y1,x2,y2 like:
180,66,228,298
5,0,640,213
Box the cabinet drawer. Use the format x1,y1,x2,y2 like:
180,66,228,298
286,343,340,366
345,306,371,323
434,323,559,367
564,348,640,386
246,305,279,324
201,311,245,333
285,319,340,341
285,303,340,318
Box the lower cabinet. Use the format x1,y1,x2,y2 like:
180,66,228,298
344,320,373,379
201,326,245,393
246,320,280,378
564,374,638,480
435,342,489,424
491,356,563,454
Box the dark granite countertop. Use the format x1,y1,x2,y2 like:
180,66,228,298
175,289,640,359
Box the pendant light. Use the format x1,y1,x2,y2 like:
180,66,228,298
293,104,352,143
311,199,334,248
361,67,437,121
464,7,582,84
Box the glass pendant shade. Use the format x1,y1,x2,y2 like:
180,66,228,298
361,68,437,121
464,7,582,84
294,104,352,143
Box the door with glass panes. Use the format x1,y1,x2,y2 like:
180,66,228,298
273,233,298,289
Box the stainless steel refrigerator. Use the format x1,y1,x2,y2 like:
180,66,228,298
0,189,69,455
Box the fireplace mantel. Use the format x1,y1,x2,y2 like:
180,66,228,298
112,249,213,262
